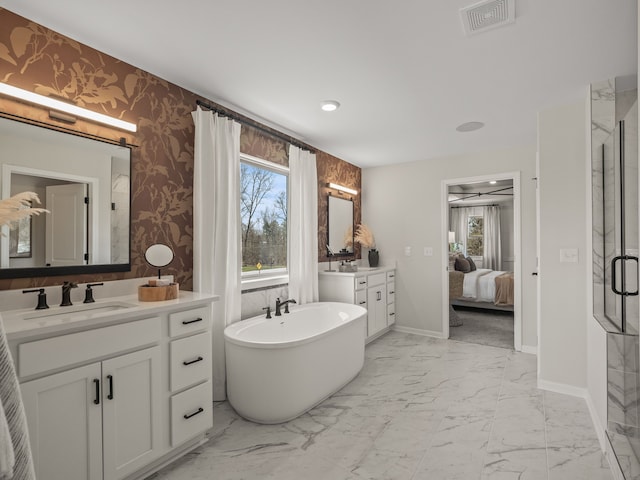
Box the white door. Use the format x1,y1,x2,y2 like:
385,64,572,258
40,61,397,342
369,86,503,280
102,346,162,480
21,363,103,480
45,183,87,266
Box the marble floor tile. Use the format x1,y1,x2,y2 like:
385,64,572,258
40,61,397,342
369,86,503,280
151,331,613,480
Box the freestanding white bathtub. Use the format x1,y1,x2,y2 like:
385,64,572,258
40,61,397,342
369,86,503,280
224,302,367,424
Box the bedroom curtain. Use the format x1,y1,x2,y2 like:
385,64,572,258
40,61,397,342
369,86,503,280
288,145,319,304
192,106,242,401
483,205,502,270
449,207,470,253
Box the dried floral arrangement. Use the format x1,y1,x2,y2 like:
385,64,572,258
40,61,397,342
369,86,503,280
354,223,376,249
0,192,47,233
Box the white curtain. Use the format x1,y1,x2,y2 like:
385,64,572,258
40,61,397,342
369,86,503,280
192,107,242,401
449,207,470,253
483,205,502,270
288,145,318,304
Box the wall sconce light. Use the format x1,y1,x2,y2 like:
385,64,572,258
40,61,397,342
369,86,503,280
0,82,137,132
327,183,358,196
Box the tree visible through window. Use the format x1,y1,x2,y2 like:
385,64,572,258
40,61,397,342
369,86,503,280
467,215,483,256
240,157,288,275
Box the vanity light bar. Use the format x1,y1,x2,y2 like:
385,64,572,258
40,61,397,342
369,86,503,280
0,82,137,132
327,183,358,195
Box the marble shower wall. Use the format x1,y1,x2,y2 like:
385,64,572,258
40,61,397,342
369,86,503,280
0,8,361,291
593,77,640,479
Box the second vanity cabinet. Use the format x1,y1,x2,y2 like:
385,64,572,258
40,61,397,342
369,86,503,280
5,292,215,480
319,266,396,342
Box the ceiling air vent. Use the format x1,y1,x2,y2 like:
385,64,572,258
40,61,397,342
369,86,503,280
460,0,515,36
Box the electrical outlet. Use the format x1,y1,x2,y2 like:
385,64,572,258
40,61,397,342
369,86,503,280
559,248,579,263
424,247,433,256
404,246,412,257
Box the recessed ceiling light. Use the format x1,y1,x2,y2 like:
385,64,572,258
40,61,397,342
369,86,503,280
489,180,497,184
456,121,485,132
321,100,340,112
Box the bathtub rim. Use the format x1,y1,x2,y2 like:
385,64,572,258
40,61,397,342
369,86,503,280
224,302,366,349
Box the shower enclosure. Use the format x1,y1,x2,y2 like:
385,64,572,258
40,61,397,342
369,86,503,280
593,80,639,479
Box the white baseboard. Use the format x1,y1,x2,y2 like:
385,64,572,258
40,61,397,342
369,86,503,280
521,344,538,355
392,325,446,339
537,378,588,399
584,392,608,452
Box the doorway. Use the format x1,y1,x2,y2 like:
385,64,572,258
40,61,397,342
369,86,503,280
441,172,522,350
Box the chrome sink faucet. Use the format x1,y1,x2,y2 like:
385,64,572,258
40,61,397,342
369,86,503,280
275,298,297,316
60,281,78,306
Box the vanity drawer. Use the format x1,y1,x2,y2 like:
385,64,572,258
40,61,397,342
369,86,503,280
18,317,161,378
368,273,386,287
169,306,210,338
387,303,396,325
387,282,395,304
171,381,213,447
387,271,396,282
354,276,368,291
355,289,367,307
170,332,211,392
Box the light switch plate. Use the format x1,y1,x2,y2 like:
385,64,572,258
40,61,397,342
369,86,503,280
404,246,412,257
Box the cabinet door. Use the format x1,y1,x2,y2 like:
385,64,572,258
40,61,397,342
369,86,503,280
21,363,103,480
366,284,388,337
102,346,162,480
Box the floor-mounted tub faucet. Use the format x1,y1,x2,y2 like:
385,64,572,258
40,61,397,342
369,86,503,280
275,298,297,316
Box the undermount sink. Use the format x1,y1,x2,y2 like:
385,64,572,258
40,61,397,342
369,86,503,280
21,301,137,321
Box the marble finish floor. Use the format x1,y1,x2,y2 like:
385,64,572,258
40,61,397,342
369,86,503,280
450,307,515,350
151,331,611,480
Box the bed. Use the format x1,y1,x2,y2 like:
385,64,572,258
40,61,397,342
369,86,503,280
451,268,514,311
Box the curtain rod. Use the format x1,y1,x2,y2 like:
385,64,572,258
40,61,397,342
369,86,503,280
195,99,315,153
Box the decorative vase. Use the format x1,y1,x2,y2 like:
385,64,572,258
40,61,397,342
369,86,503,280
368,249,379,268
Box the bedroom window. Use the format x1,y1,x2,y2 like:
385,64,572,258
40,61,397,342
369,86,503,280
240,154,288,282
467,215,483,256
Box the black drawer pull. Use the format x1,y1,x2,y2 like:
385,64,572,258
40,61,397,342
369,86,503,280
389,291,395,294
359,301,366,305
389,312,395,316
183,407,204,420
389,274,395,278
183,356,204,366
359,281,367,285
182,317,203,325
107,374,114,400
93,379,100,405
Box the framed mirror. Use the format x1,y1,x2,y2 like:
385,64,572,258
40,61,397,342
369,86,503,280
0,116,131,278
327,194,354,256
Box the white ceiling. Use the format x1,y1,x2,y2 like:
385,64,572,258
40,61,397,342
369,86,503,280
1,0,637,168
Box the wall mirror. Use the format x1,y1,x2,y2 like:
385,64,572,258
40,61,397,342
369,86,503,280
327,194,354,256
0,116,131,278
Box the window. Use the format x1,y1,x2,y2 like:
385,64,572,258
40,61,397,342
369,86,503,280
467,215,483,256
240,154,288,280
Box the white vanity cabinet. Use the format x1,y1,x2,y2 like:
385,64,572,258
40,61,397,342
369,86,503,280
5,292,216,480
21,345,161,480
319,266,396,342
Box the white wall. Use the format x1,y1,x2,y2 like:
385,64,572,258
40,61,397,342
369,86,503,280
362,146,538,346
537,98,588,389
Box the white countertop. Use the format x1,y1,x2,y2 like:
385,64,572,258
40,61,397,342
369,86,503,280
2,291,218,341
318,265,395,277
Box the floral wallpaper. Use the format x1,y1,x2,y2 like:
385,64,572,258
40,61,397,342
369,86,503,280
0,8,361,291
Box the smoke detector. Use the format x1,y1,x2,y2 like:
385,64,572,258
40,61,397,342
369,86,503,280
460,0,515,36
